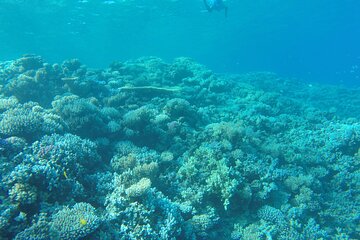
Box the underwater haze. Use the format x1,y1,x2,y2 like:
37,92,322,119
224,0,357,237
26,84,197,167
1,1,360,240
1,0,360,85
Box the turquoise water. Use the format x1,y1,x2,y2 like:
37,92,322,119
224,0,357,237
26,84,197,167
1,1,360,239
1,0,360,84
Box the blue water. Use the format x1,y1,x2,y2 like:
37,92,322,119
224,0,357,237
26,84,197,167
1,0,360,85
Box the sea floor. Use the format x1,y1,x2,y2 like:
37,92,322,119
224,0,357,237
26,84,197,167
0,55,359,239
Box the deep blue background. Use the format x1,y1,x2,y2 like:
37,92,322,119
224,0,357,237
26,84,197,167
1,0,360,85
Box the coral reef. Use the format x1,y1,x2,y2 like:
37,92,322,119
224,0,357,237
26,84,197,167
0,102,66,141
0,55,359,239
50,202,100,240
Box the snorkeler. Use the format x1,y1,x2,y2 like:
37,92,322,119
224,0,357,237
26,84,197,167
203,0,228,17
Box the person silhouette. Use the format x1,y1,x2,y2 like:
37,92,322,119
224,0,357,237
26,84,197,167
203,0,228,17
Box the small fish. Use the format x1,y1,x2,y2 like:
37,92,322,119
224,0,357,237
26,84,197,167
79,218,87,226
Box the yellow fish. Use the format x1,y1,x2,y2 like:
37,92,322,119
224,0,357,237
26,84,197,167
79,218,87,226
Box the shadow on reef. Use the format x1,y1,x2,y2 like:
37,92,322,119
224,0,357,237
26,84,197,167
0,55,359,239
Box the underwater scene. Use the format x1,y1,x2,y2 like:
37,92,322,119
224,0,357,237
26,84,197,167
0,1,360,239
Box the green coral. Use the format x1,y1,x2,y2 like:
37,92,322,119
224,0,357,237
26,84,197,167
178,144,240,210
